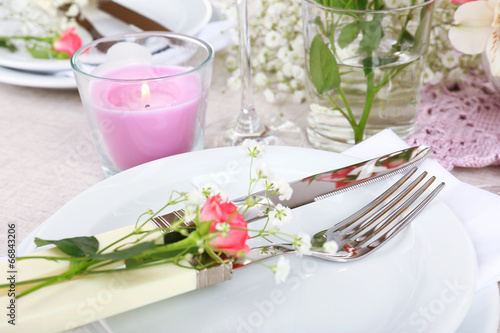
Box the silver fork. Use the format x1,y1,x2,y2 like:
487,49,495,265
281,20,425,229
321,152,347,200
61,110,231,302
238,167,445,264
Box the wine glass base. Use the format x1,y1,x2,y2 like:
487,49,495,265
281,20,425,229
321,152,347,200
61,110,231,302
206,115,306,148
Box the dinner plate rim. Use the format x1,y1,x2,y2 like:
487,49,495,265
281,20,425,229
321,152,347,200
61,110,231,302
17,145,479,332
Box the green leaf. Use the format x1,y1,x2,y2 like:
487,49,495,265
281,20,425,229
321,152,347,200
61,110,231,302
26,44,51,59
309,35,340,94
338,22,360,49
0,39,17,52
359,20,384,54
356,0,367,10
89,241,156,261
35,236,99,257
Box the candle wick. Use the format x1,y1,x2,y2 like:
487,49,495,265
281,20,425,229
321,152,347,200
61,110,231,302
145,104,150,108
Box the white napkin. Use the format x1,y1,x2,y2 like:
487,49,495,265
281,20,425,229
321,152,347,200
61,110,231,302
343,129,500,290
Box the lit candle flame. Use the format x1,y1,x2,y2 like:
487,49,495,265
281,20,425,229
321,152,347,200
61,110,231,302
141,83,151,108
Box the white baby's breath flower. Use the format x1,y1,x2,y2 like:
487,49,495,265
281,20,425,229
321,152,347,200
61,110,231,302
271,178,293,200
273,256,290,284
268,204,292,226
241,139,266,158
277,46,291,62
182,209,197,223
254,162,275,179
447,67,464,81
323,241,339,254
292,90,306,104
265,30,285,48
441,50,459,69
294,232,312,256
277,82,290,93
187,189,205,206
225,55,238,71
281,62,293,78
215,222,230,237
291,65,305,81
263,88,276,103
200,183,226,200
254,72,268,87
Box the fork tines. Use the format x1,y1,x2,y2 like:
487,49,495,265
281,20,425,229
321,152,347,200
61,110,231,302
331,167,445,254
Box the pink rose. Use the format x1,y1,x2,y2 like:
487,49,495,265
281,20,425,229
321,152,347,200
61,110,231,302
451,0,479,4
53,27,82,56
200,195,251,256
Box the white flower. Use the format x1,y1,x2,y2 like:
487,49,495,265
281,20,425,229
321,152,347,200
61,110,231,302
292,90,306,104
448,0,500,76
281,62,294,78
277,47,292,62
254,72,268,87
294,232,312,256
241,139,266,158
225,55,238,71
182,209,197,223
200,183,226,200
268,204,292,226
292,65,305,81
441,50,460,69
265,31,285,48
273,256,290,284
448,67,464,81
277,83,290,93
323,241,339,254
215,222,230,237
422,67,442,85
272,178,293,200
254,162,275,179
263,88,276,103
187,189,205,206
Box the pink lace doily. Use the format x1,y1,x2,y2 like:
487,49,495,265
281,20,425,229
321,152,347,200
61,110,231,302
406,73,500,171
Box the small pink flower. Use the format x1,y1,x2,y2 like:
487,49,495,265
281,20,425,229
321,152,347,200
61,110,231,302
200,195,250,256
53,27,82,56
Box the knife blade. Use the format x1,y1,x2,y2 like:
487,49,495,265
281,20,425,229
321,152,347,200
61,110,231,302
97,0,171,32
152,145,430,228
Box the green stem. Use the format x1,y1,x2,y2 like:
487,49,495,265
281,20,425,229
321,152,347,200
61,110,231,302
353,70,376,143
16,260,98,298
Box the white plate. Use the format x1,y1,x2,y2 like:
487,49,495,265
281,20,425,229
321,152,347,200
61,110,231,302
0,66,76,89
0,0,211,73
18,147,477,332
114,0,212,36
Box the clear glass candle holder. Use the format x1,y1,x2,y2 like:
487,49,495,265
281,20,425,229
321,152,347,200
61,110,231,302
71,32,214,177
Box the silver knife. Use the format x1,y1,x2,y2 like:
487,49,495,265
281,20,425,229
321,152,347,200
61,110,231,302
152,145,430,230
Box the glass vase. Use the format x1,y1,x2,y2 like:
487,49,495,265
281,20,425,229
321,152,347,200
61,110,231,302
302,0,434,152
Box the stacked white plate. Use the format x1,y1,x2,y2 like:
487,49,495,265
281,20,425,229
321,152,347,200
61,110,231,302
0,0,221,89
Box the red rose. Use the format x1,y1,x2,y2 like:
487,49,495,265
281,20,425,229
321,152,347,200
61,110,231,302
200,195,250,256
53,27,82,56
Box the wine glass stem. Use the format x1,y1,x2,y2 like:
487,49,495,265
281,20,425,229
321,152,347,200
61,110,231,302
234,0,265,135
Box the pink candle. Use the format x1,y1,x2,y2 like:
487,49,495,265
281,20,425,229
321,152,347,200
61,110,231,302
90,65,201,170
